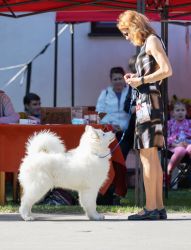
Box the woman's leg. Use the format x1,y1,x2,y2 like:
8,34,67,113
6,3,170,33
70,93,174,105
128,147,161,220
168,147,187,174
140,147,158,210
154,151,164,210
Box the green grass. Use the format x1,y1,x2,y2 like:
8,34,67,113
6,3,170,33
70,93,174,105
1,189,191,214
162,189,191,212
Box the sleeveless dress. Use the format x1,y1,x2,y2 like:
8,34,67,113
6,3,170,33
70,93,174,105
134,35,165,149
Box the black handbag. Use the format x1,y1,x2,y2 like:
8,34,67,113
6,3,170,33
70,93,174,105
124,86,136,114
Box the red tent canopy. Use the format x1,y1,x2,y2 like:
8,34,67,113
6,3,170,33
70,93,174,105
56,10,162,22
55,0,191,22
56,10,127,23
0,1,191,20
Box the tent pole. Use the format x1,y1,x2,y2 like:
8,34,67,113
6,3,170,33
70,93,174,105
136,0,145,56
135,0,145,208
70,23,75,107
161,5,169,199
25,62,32,96
53,21,59,107
137,0,145,14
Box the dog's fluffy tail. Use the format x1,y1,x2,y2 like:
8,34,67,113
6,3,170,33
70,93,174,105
25,130,66,155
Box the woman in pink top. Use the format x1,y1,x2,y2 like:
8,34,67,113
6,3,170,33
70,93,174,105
0,90,19,124
167,101,191,176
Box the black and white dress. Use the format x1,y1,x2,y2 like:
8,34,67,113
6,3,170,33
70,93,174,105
134,35,165,149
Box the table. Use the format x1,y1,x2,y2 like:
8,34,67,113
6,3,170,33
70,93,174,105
0,124,127,205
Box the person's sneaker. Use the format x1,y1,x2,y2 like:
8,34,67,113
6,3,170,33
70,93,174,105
158,208,167,220
128,208,160,221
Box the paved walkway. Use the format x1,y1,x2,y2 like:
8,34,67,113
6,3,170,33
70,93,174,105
0,213,191,250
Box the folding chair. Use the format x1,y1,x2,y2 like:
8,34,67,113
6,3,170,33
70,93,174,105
167,150,191,188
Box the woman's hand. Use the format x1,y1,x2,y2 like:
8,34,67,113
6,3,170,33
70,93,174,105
124,74,142,88
124,73,135,81
171,142,188,148
179,142,188,148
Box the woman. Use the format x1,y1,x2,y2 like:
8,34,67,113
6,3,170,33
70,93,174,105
117,10,172,220
0,90,19,124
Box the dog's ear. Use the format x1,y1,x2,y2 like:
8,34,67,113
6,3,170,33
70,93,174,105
90,128,99,140
85,125,99,139
85,125,91,132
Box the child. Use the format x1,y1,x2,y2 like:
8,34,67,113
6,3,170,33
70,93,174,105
167,101,191,178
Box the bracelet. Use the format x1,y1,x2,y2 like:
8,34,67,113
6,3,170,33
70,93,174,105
140,76,145,85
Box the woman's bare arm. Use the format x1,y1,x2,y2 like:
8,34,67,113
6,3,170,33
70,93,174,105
144,35,172,83
125,35,172,88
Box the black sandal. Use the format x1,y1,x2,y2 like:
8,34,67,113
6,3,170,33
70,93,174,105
158,208,167,220
128,208,160,221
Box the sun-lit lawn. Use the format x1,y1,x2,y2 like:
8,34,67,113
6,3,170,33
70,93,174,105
1,188,191,214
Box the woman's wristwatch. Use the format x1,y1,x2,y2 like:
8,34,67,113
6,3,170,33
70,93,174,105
140,76,145,85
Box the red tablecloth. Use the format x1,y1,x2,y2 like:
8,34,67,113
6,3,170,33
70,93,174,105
0,124,127,196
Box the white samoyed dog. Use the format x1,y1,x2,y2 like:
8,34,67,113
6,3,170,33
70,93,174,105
19,125,115,221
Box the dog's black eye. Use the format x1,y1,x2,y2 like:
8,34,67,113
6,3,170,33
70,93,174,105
102,133,106,137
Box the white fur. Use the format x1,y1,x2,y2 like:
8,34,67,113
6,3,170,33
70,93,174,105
19,125,115,221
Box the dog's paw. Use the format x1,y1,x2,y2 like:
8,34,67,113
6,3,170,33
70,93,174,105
96,214,105,221
21,215,35,221
88,213,105,221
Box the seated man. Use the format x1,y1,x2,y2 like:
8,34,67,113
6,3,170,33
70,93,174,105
20,92,41,124
96,67,130,133
0,90,19,124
